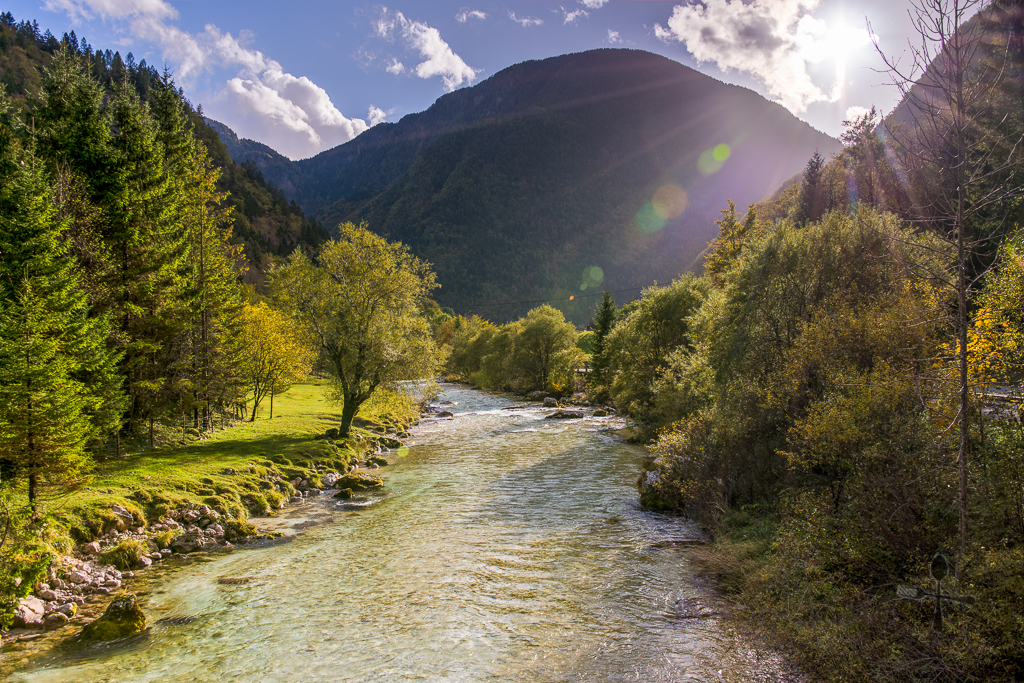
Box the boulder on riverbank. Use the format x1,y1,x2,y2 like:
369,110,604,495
79,593,146,641
334,473,384,491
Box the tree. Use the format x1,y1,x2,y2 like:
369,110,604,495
0,105,122,516
510,305,578,392
795,151,826,224
273,222,442,437
874,0,1024,577
589,289,618,395
237,302,311,421
703,200,759,284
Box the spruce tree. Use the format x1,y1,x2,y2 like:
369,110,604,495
590,289,617,396
0,101,122,515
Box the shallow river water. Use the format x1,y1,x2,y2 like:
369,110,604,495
14,385,796,682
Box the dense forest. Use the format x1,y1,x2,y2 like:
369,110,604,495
440,2,1024,679
0,12,329,282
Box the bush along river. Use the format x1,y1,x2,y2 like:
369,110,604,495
11,384,800,682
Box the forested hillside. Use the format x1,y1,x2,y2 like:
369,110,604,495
0,12,328,281
215,49,841,323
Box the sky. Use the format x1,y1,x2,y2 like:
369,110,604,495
5,0,972,160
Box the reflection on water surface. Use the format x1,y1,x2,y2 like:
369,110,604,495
14,385,797,682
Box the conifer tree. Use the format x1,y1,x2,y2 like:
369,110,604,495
0,100,122,515
589,289,617,396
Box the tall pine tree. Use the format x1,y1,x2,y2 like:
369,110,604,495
0,99,122,515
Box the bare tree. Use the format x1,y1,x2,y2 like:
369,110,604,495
872,0,1024,580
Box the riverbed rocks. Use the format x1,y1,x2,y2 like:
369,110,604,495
333,488,353,500
546,410,584,419
367,455,388,467
434,410,454,418
79,593,146,641
543,397,559,408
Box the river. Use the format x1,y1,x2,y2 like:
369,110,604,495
13,385,796,682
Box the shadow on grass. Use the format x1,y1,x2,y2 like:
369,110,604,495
91,434,319,479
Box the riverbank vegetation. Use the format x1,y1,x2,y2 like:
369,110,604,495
0,18,442,631
438,2,1024,678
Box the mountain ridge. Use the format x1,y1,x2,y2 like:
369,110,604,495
212,49,842,322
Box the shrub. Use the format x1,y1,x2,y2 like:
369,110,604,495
98,539,149,570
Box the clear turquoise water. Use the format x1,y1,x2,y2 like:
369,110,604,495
14,386,794,682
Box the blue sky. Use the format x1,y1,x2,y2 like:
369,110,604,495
7,1,962,160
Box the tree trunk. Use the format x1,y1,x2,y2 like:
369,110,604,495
270,389,274,419
250,401,258,422
339,394,360,437
28,471,37,519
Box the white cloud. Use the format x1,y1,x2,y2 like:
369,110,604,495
45,0,369,160
455,9,487,23
368,105,388,126
508,11,543,27
580,0,608,8
563,9,589,25
607,29,622,45
375,10,480,92
843,105,876,125
654,0,839,114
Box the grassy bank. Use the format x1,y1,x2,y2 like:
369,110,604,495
1,380,421,628
53,380,419,541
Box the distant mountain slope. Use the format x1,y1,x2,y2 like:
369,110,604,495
215,49,842,322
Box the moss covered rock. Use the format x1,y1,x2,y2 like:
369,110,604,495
335,473,383,491
367,455,389,467
79,593,146,641
333,488,354,499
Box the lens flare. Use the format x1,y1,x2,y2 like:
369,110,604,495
569,295,575,300
635,202,667,233
582,265,604,288
652,184,688,219
698,143,732,175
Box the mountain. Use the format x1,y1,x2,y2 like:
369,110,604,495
213,49,843,323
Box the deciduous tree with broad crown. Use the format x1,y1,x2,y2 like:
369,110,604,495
272,222,442,437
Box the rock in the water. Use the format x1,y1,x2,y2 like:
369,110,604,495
526,391,548,401
135,556,152,569
435,410,454,418
593,409,609,417
11,596,45,628
335,472,384,491
79,593,146,641
543,397,558,407
321,472,340,487
333,488,354,500
546,410,584,419
368,455,388,467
